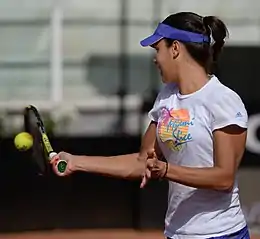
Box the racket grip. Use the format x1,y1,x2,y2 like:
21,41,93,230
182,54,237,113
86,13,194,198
49,152,67,174
56,160,67,174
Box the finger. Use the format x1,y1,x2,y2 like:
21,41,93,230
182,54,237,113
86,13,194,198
147,148,155,158
140,169,151,188
146,158,155,169
50,154,60,164
145,168,151,178
140,175,147,188
52,158,59,173
150,171,160,179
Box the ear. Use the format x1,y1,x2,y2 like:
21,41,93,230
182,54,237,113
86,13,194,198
171,40,180,59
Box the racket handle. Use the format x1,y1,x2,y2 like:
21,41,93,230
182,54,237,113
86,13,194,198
56,159,68,174
49,152,68,174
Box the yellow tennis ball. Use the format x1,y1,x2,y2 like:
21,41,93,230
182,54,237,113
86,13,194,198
14,132,33,151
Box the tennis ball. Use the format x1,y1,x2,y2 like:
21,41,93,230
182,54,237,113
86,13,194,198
14,132,33,151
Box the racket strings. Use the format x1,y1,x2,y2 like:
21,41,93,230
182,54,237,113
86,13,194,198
24,109,49,175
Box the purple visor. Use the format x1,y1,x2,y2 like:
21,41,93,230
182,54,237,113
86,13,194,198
140,23,209,47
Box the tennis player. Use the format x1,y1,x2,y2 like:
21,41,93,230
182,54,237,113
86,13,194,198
51,12,250,239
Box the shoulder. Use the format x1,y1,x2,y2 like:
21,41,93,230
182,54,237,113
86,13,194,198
210,79,246,112
208,78,248,131
203,76,244,104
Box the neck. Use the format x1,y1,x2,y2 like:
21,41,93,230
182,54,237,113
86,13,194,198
177,64,209,95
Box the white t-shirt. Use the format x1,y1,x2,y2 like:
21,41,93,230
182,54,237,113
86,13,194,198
148,75,248,239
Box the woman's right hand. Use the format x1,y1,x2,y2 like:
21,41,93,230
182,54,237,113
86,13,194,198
50,151,75,176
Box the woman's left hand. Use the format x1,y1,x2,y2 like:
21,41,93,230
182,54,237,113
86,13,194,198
140,150,168,188
147,157,167,179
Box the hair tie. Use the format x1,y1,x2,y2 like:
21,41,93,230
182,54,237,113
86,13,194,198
207,25,215,46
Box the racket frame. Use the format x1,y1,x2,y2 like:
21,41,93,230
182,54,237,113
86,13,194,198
24,105,67,174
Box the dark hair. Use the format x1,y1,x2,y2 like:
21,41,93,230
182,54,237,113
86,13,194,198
162,12,228,73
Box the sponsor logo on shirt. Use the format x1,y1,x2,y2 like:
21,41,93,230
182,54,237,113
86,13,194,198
236,112,243,118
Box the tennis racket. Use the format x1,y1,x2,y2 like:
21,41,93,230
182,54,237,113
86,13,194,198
24,105,67,174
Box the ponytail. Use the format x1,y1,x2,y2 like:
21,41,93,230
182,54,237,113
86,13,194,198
203,16,229,62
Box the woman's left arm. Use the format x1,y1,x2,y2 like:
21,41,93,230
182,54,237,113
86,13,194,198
151,125,247,191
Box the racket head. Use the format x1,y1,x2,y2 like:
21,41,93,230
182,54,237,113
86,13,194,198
24,106,50,175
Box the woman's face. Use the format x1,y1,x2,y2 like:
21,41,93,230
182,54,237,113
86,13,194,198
153,39,179,84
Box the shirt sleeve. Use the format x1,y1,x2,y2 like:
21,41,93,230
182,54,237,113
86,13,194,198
211,90,248,131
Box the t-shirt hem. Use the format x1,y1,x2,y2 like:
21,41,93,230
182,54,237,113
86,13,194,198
164,221,247,239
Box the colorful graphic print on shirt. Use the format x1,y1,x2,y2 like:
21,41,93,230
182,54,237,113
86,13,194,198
158,108,194,151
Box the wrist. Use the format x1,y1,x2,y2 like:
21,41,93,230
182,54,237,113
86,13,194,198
161,161,168,178
156,161,168,179
70,155,82,172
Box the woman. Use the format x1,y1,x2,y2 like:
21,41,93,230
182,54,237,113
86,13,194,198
51,12,250,238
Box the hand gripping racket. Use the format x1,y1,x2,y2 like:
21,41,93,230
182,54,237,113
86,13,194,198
24,105,67,174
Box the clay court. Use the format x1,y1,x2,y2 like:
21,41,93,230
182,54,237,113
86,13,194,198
0,229,259,239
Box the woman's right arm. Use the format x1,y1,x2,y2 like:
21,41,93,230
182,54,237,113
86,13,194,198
51,121,159,179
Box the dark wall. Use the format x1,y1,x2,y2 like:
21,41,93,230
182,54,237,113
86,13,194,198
0,136,168,232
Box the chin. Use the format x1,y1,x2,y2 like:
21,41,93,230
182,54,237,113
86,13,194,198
161,78,167,83
161,77,170,84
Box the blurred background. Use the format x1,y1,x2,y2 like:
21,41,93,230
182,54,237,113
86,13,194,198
0,0,260,238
